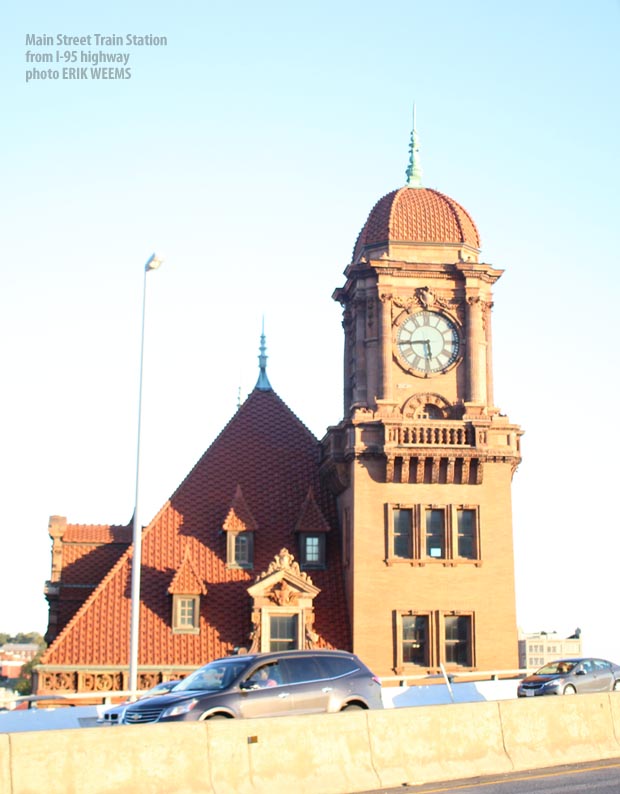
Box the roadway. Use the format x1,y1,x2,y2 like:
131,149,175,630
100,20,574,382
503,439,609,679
359,758,620,793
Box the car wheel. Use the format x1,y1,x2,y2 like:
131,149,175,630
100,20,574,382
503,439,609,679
340,703,365,711
613,680,620,692
204,713,231,720
563,685,577,695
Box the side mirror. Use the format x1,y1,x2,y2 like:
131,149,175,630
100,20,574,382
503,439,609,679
575,669,586,676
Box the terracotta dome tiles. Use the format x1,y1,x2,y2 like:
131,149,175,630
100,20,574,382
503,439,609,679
357,186,480,250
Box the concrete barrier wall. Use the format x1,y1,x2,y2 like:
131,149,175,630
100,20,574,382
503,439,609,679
499,694,620,771
3,694,620,794
368,701,513,788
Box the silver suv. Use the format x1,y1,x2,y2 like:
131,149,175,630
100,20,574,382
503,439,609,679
120,650,383,723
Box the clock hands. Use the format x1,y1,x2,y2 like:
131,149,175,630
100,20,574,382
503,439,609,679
398,311,459,373
407,338,433,358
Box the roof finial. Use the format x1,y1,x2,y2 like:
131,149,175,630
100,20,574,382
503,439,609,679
255,317,272,391
405,103,422,188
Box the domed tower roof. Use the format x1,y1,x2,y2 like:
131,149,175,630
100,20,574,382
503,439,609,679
354,186,480,253
352,109,480,264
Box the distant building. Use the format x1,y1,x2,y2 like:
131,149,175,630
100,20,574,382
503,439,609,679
0,643,39,679
518,630,582,669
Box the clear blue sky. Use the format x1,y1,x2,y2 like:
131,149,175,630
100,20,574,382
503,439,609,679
2,1,619,662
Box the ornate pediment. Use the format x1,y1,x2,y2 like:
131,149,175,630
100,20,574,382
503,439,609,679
247,548,320,603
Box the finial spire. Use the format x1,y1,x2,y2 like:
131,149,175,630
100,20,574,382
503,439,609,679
405,103,422,188
255,317,272,391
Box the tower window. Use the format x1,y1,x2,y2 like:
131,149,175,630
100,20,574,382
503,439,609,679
457,508,477,559
388,504,480,564
444,615,473,666
425,509,446,558
393,508,413,558
395,611,475,671
421,403,443,419
402,614,429,666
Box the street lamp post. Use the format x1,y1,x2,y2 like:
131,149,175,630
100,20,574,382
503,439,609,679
128,252,163,694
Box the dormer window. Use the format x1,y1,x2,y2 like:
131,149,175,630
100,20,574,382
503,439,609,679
168,546,207,635
172,595,200,633
299,533,325,569
293,487,331,571
227,530,254,569
222,484,258,571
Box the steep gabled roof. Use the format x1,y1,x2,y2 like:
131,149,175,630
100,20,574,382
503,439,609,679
42,388,350,668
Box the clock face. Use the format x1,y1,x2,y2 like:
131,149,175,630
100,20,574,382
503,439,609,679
397,311,460,374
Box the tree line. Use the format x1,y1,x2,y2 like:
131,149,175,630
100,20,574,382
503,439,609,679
1,632,46,695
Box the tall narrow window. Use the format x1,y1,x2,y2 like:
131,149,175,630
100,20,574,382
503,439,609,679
393,508,413,558
402,615,429,666
457,509,477,559
444,615,472,666
227,531,254,569
269,615,298,652
425,509,445,558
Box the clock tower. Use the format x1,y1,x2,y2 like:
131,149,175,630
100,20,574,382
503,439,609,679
322,120,523,675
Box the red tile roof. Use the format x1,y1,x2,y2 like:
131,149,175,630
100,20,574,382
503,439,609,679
294,487,331,534
168,546,208,595
354,186,480,256
46,523,132,640
222,485,258,533
42,388,350,668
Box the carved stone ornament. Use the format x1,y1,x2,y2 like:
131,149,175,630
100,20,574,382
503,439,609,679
269,580,300,606
401,392,453,419
257,548,313,585
415,286,450,311
389,288,453,321
390,293,412,311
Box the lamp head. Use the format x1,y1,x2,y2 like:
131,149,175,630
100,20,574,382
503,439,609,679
145,253,164,271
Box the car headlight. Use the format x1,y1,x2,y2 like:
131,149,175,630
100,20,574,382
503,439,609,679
161,698,199,718
542,679,561,688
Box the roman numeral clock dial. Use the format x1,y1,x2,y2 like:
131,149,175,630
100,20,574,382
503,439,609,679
396,311,460,375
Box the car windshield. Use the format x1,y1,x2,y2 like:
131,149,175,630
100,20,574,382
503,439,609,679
173,659,252,692
536,661,576,676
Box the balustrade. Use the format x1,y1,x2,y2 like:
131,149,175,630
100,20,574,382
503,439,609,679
386,422,475,447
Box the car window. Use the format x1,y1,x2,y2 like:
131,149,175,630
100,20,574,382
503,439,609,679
174,659,251,692
280,656,323,684
593,659,610,671
316,656,360,679
245,662,282,688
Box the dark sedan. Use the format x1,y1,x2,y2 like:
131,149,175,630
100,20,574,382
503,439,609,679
517,657,620,697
